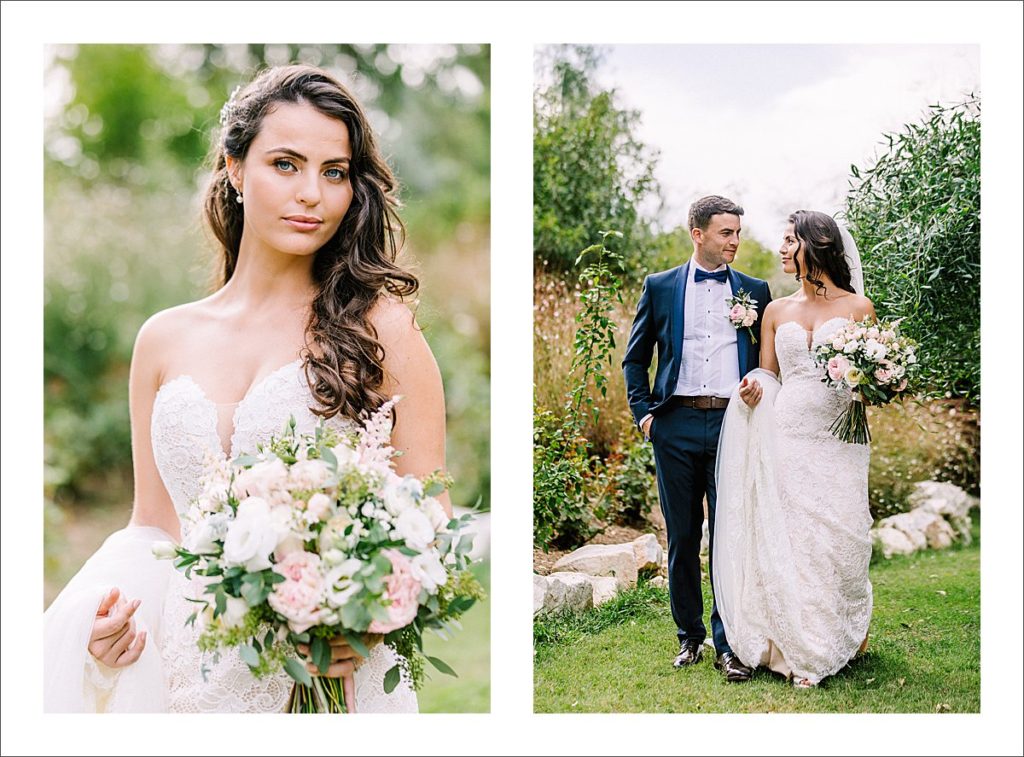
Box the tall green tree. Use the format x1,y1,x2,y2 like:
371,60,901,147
844,98,980,404
533,46,658,273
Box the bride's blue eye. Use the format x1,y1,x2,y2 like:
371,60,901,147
274,159,296,172
324,167,348,181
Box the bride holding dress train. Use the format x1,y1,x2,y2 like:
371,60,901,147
713,210,875,688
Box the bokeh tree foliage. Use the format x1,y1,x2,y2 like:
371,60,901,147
533,46,659,273
844,98,980,404
45,44,490,511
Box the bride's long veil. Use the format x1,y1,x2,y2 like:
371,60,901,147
839,225,864,296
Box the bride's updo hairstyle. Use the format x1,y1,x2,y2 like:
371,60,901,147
788,210,856,297
203,64,419,422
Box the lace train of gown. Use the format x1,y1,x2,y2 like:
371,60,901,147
713,317,873,684
44,359,418,713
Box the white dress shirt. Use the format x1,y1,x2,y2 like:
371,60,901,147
641,260,741,436
674,260,740,398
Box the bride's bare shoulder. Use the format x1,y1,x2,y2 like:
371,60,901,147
842,292,876,320
368,296,418,341
132,298,217,381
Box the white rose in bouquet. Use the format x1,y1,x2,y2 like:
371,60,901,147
381,474,423,516
422,496,450,532
223,496,284,572
394,507,436,551
184,511,230,555
222,595,250,630
323,558,364,607
411,550,448,593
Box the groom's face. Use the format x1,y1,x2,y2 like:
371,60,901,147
693,213,741,269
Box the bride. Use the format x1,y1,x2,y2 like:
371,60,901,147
43,64,447,713
713,210,875,688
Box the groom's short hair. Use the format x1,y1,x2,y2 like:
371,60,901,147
689,195,745,231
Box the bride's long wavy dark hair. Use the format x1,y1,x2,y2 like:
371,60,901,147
203,64,418,421
789,210,856,297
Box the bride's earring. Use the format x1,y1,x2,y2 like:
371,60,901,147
235,189,244,205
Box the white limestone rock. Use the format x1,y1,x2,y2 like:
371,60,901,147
908,481,979,545
533,573,594,617
631,533,663,573
552,543,638,590
871,527,917,559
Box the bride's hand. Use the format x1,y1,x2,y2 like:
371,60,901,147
87,587,147,668
739,377,763,408
298,634,384,711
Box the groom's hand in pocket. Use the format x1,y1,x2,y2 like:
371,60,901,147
641,416,653,440
87,587,147,668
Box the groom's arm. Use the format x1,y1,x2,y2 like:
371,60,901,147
622,276,656,429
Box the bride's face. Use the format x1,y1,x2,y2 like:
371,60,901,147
779,223,800,275
227,101,354,258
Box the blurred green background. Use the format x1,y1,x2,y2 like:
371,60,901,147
43,43,490,713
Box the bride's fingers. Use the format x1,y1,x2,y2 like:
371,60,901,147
114,630,147,668
89,616,133,659
330,644,360,662
94,598,141,640
306,659,356,679
102,625,137,665
95,588,120,618
343,672,356,714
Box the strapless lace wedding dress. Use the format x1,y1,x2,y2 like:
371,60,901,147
713,317,873,684
44,359,418,713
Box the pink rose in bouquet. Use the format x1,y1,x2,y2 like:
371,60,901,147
368,550,422,634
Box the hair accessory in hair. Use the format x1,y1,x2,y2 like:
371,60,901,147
219,84,243,126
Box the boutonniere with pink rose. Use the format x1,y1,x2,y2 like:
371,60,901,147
725,289,759,344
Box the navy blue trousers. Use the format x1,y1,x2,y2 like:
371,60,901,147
649,404,731,655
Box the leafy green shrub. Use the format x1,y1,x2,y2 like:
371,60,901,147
533,234,625,549
845,98,980,404
533,408,600,549
593,435,657,527
868,398,979,519
534,46,657,273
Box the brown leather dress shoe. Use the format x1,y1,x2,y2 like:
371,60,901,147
672,639,703,668
714,652,753,682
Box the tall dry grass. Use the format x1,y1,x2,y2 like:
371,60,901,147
534,272,638,456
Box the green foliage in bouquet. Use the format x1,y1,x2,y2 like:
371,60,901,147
161,412,484,712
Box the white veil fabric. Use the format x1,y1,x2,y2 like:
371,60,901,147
713,369,804,675
43,525,176,712
839,225,864,296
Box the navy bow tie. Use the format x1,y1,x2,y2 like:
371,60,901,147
694,268,728,283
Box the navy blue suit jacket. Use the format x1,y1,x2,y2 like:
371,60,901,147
622,262,772,428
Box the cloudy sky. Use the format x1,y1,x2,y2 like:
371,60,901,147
596,44,979,246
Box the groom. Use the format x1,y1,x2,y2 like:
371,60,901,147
622,195,772,682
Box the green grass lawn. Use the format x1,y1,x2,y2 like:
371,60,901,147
419,559,490,712
534,518,979,713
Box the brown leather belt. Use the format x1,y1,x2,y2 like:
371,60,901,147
666,394,730,410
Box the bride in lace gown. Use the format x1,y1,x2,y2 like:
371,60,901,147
713,211,875,688
43,65,444,713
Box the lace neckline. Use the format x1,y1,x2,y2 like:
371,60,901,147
777,317,849,351
154,358,303,458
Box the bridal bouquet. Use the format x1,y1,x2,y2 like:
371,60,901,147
813,316,919,444
153,399,483,713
